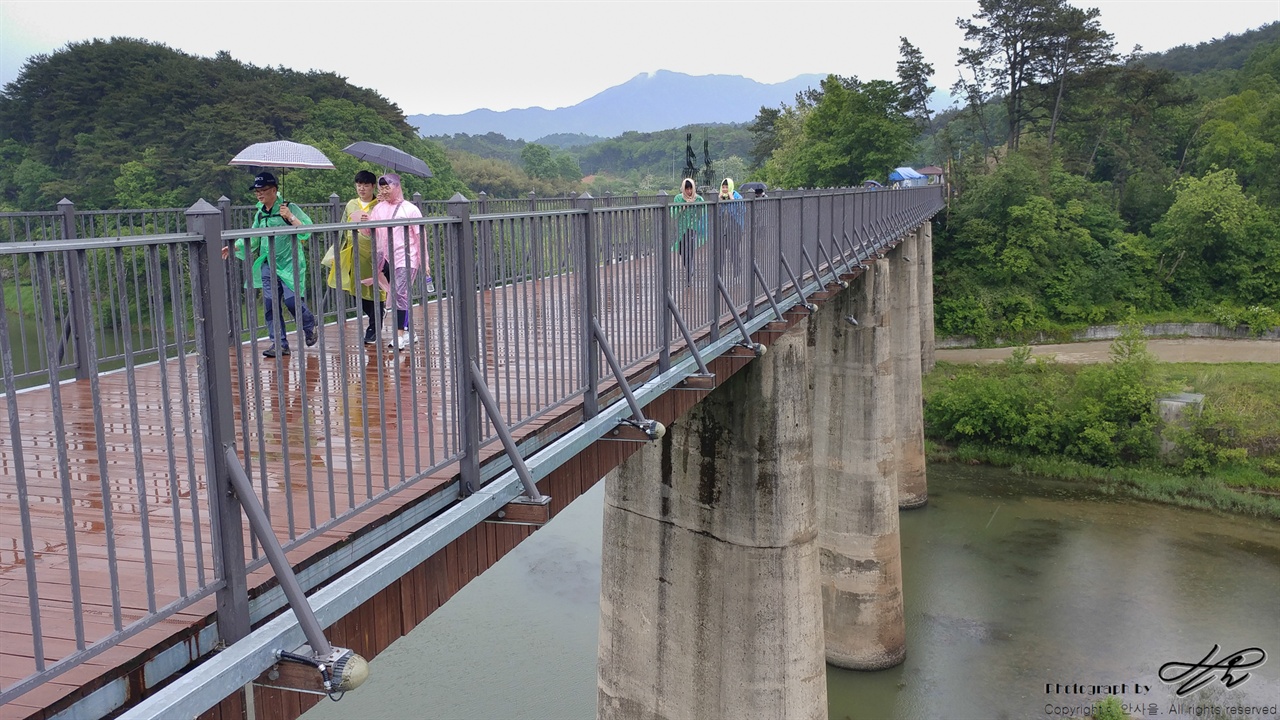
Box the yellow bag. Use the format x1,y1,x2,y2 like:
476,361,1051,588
326,240,356,291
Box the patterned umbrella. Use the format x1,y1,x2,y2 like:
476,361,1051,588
228,140,336,169
342,141,433,178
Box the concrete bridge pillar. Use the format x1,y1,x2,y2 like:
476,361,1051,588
597,322,826,720
812,261,905,669
892,232,928,509
919,221,936,374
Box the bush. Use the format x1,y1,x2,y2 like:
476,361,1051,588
1209,302,1280,336
1094,696,1128,720
924,329,1167,465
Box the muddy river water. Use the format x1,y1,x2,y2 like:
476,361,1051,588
304,463,1280,720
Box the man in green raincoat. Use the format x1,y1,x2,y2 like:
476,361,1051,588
224,172,317,358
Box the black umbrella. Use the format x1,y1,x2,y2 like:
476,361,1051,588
739,182,767,193
342,141,433,178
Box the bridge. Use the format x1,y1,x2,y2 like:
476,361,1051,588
0,184,944,720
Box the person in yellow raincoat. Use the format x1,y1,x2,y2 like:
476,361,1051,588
327,170,386,345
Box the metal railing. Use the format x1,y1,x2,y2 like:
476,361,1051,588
0,184,944,710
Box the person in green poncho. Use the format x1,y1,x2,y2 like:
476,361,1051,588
223,172,317,358
326,170,386,346
670,177,704,284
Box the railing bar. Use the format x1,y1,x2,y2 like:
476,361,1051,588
296,237,317,532
169,246,208,586
114,246,160,613
335,225,357,512
0,261,46,672
497,218,513,419
35,252,87,648
318,225,341,520
389,232,407,490
516,219,532,426
147,245,189,597
259,241,297,541
408,229,423,476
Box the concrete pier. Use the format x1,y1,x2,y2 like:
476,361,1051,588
919,221,936,374
596,323,826,720
893,230,928,508
812,261,906,669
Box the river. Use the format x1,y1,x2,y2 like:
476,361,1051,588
302,464,1280,720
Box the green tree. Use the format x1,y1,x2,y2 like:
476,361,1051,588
520,143,555,180
896,37,936,127
1152,168,1279,305
958,0,1059,150
1032,3,1116,148
114,148,183,207
747,106,782,169
765,75,915,188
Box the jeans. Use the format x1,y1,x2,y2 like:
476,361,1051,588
262,273,315,347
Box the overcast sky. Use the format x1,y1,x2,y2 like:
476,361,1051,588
2,0,1277,117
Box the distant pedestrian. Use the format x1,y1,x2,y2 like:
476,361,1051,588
718,178,744,276
369,173,427,351
671,177,704,283
223,172,317,358
327,170,385,345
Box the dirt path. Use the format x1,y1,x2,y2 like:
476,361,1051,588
935,338,1279,364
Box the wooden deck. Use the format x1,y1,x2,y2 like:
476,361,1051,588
0,253,760,718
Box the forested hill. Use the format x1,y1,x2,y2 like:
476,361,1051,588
1139,21,1279,73
0,38,467,211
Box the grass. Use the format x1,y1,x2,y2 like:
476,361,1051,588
924,358,1280,519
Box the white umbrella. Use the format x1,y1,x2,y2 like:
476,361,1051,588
229,140,336,169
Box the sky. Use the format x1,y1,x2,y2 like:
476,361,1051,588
1,0,1277,117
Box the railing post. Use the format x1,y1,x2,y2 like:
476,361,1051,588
709,193,721,342
328,192,342,225
186,199,251,644
412,191,424,215
447,194,483,496
56,198,93,380
577,194,600,419
746,193,757,320
528,191,537,212
657,192,672,373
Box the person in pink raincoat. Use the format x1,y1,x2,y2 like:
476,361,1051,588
369,173,428,350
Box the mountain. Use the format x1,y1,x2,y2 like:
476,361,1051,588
408,70,827,140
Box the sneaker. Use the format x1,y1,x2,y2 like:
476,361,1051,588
305,328,317,347
363,326,378,345
389,330,411,350
263,344,290,358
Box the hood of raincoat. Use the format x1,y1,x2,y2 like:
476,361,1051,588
378,173,405,204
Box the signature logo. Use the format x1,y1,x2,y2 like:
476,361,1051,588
1159,645,1267,697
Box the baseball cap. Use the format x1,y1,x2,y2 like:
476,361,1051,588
250,172,278,190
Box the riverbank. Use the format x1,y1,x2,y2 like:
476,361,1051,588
926,442,1280,520
925,338,1280,521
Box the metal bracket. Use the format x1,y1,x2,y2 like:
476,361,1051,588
604,417,667,442
677,373,716,390
488,494,553,525
468,361,545,503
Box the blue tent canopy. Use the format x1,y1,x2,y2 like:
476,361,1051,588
888,167,925,182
